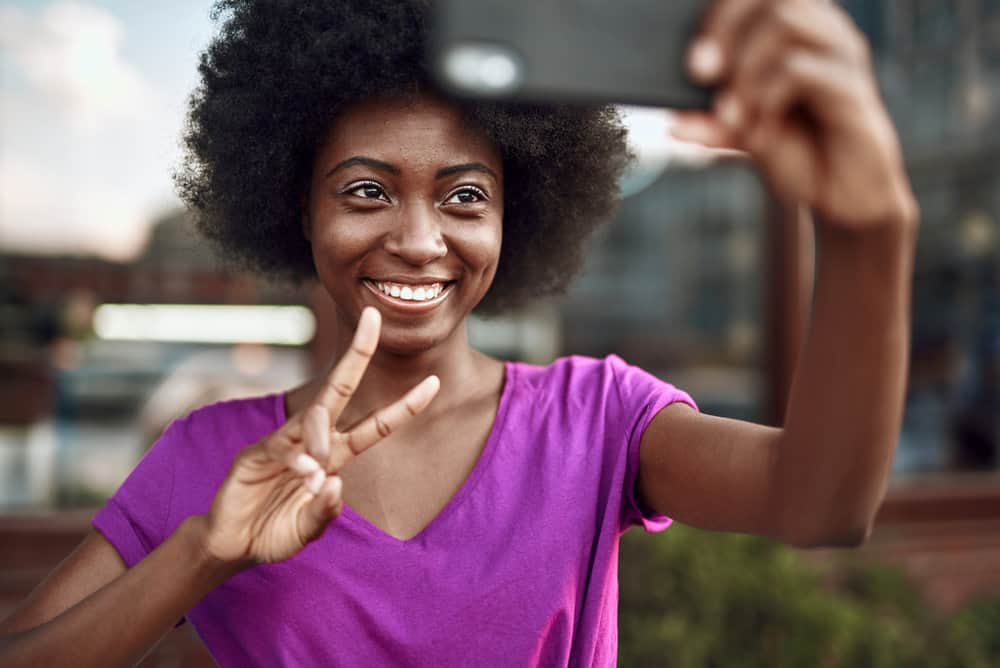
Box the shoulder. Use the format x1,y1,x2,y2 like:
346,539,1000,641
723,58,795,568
509,354,615,393
511,354,661,392
162,392,286,455
508,354,696,418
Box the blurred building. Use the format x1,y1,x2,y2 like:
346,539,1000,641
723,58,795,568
562,162,765,421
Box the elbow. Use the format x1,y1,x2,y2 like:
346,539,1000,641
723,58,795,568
781,515,875,550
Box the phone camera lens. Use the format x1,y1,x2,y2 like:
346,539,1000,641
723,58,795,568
441,43,523,95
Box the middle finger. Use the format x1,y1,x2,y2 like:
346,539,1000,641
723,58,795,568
325,374,441,473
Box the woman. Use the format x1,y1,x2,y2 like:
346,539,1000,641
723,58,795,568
0,0,917,665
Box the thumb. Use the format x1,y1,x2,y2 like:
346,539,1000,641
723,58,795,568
296,475,344,544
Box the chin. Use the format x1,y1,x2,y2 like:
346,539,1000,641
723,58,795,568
376,324,453,356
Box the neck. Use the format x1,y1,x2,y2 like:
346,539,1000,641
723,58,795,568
324,316,489,428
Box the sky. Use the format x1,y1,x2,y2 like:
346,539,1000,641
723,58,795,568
0,1,214,260
0,1,709,262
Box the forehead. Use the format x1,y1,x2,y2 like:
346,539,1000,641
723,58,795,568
316,94,501,174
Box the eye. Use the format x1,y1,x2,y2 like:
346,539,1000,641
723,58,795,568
342,180,390,202
443,186,488,205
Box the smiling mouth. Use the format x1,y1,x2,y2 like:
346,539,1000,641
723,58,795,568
362,278,455,310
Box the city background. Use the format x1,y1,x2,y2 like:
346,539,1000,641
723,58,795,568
1,1,999,665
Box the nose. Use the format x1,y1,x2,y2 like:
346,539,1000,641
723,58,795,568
383,201,447,265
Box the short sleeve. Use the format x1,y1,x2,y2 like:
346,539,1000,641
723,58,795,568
608,355,698,533
92,421,179,569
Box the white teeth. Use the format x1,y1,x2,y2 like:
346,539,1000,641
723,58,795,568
371,280,446,302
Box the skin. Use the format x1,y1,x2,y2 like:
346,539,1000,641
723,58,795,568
0,1,917,664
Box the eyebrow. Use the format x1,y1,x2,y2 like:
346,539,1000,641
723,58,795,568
325,156,498,183
435,163,498,182
325,156,399,179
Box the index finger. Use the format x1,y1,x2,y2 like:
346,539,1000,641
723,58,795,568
314,307,381,421
689,0,771,83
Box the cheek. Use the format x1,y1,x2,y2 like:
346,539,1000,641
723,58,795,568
452,217,503,272
308,220,373,289
310,211,375,259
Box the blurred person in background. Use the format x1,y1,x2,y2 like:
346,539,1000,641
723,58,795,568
0,0,918,665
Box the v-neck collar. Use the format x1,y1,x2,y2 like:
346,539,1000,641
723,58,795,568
275,360,516,546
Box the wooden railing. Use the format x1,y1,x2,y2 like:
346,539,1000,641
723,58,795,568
2,475,999,662
0,510,214,667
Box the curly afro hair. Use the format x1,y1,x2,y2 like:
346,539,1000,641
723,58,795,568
175,0,632,314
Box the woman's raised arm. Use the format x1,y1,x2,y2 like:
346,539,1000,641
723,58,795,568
636,0,918,548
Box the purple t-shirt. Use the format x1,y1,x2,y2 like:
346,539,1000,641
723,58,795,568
93,354,695,666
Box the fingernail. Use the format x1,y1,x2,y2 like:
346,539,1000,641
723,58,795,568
670,118,711,144
668,119,693,141
305,469,325,495
329,475,342,497
689,39,722,82
294,453,320,474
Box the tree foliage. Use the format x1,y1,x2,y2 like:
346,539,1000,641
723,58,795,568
619,525,1000,667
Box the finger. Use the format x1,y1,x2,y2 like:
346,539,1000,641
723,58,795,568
669,111,741,150
771,2,871,66
727,5,869,133
297,475,343,544
338,374,441,462
303,467,326,495
752,119,819,206
689,0,771,83
751,52,868,132
724,22,802,134
314,307,381,421
262,432,323,476
303,404,331,467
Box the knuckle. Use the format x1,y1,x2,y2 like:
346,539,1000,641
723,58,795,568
328,450,349,473
374,413,392,438
350,343,374,359
345,431,359,456
236,442,263,464
266,434,291,455
330,381,354,399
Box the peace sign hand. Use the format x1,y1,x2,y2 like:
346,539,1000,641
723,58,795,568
201,307,439,567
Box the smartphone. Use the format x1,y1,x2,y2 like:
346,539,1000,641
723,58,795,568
429,0,713,109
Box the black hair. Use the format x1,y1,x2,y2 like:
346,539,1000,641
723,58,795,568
175,0,632,313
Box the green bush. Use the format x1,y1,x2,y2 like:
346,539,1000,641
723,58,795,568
618,525,1000,667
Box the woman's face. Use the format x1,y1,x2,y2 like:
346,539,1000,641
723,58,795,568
305,94,504,355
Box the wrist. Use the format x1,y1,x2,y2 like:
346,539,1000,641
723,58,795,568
180,515,253,581
815,193,919,255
